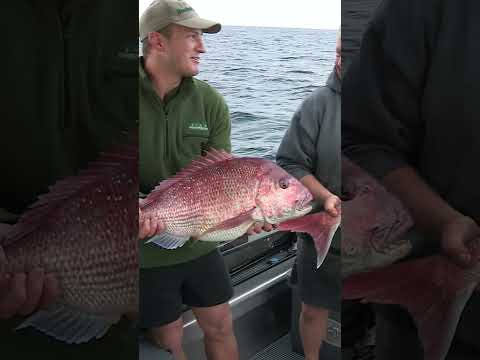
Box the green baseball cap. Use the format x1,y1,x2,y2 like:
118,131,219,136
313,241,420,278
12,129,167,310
140,0,221,41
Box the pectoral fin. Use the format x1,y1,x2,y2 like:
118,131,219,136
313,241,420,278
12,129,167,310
145,232,190,249
199,209,257,237
16,303,120,344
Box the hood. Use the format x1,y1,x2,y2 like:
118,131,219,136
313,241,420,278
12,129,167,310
326,67,341,94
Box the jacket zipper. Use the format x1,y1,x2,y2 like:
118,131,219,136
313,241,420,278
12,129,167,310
164,107,169,159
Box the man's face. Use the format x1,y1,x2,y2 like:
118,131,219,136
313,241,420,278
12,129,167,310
335,37,342,78
162,24,206,78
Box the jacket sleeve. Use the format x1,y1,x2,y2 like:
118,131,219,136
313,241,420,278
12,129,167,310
342,0,438,178
276,96,319,180
207,93,232,153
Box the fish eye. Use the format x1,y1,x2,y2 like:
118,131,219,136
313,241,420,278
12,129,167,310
279,178,289,189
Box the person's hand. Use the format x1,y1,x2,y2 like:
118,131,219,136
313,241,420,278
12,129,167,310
246,221,276,236
324,195,341,217
0,269,60,318
138,203,163,240
138,199,154,240
138,206,150,240
440,215,480,268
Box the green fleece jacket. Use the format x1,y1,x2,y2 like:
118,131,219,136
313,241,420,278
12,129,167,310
139,60,231,268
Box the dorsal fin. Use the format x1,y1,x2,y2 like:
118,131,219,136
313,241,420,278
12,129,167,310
2,144,137,247
141,149,233,208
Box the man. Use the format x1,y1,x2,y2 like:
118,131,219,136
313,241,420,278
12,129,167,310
0,0,138,358
276,32,342,360
342,0,480,358
138,1,274,359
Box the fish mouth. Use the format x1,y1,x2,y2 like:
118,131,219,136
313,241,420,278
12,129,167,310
275,204,313,224
295,192,314,211
296,204,313,216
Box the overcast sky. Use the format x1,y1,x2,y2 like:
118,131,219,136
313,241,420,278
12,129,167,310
139,0,340,30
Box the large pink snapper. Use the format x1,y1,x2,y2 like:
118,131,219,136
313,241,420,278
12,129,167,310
139,150,314,249
0,146,138,344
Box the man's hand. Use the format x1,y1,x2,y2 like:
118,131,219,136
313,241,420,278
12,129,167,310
138,200,155,240
0,269,60,318
324,195,341,217
139,207,151,240
381,166,480,268
297,174,340,216
0,209,59,318
138,205,163,240
246,222,276,235
441,216,480,268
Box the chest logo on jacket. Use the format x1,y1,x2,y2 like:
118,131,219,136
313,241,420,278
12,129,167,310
188,122,209,132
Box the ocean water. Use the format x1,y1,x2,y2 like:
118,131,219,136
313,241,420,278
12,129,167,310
197,26,337,160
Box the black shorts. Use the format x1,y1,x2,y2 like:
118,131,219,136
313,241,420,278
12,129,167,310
139,249,234,328
296,231,341,312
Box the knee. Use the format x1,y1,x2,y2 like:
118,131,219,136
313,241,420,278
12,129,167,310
301,303,328,324
149,321,183,351
202,312,234,341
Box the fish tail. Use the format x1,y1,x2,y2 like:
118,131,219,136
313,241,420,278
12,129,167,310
343,255,474,360
278,212,340,268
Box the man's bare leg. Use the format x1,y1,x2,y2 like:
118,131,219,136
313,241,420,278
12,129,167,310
300,303,328,360
149,317,188,360
193,303,239,360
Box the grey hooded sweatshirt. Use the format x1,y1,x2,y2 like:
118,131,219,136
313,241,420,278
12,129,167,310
276,69,341,311
276,69,341,197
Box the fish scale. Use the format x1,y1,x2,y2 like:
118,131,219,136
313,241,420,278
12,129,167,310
154,163,251,232
159,159,259,234
1,145,138,343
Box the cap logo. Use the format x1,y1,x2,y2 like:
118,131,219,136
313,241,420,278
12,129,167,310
176,6,193,15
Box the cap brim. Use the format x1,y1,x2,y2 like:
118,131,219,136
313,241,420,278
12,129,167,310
175,16,221,33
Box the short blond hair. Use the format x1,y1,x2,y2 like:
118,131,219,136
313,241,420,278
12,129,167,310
141,25,172,58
